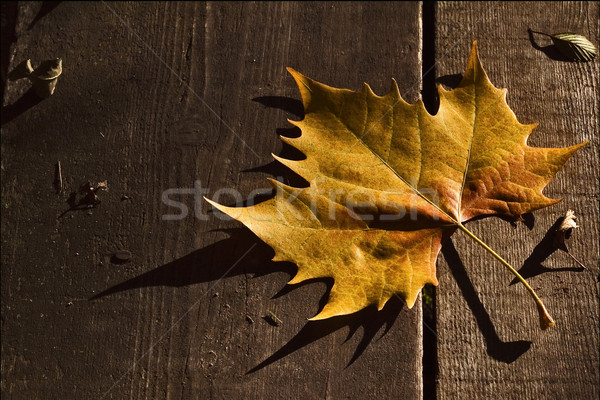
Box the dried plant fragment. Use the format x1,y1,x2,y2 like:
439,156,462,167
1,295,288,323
29,58,63,98
530,30,597,62
554,210,586,269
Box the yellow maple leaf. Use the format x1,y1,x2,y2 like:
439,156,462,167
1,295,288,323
206,42,586,329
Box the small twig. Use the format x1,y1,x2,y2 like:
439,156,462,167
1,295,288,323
528,29,553,38
267,310,282,326
566,251,586,269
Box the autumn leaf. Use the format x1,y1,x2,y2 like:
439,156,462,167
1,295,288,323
206,42,586,329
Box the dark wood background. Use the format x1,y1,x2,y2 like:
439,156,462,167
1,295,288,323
1,2,597,399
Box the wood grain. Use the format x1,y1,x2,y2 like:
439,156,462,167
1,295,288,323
4,2,598,399
1,2,424,399
434,2,599,399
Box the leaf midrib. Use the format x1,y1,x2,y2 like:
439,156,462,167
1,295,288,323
456,77,478,222
331,109,461,226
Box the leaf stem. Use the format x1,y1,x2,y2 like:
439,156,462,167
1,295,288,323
457,223,555,330
528,29,553,38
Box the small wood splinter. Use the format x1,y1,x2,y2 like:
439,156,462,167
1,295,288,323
55,161,63,193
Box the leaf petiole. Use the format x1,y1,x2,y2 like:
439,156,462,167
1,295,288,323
528,29,553,38
457,223,555,330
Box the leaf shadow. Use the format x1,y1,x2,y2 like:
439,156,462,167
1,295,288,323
252,96,304,118
27,1,63,31
1,87,44,126
509,215,584,285
242,127,309,189
249,296,404,373
527,29,576,62
92,226,404,370
436,73,463,90
441,237,531,363
1,1,18,105
91,228,290,299
243,96,309,188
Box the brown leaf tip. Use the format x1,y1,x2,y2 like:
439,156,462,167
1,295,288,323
537,303,556,330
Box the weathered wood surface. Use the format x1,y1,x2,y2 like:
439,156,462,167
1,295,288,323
2,2,599,400
1,2,425,399
434,2,599,399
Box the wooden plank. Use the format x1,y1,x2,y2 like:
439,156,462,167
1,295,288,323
434,2,599,399
1,2,425,399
